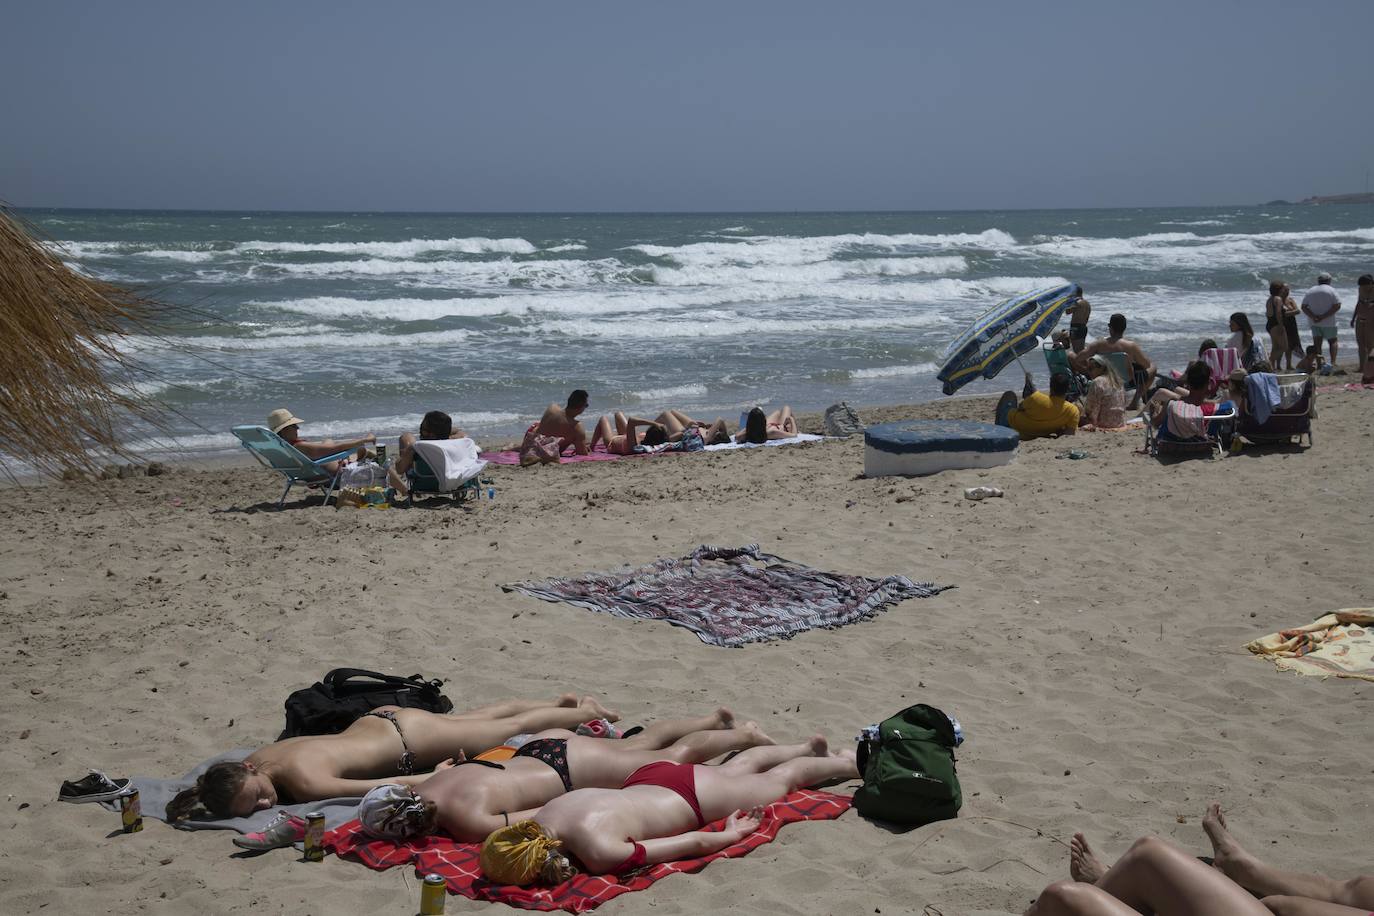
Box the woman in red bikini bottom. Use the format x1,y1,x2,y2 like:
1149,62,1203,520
1026,803,1374,916
478,735,857,885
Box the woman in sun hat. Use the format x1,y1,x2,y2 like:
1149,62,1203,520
267,407,376,474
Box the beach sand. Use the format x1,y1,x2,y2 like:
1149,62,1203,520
2,390,1371,915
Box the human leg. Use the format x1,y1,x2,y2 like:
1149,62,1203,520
402,699,617,765
589,415,614,451
1269,327,1289,371
448,694,580,720
693,738,856,823
1260,899,1374,916
618,708,735,750
777,405,796,434
655,411,688,439
1091,835,1270,915
568,722,773,788
1023,881,1138,916
1204,803,1374,906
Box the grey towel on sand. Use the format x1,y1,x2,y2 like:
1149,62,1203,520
99,750,363,833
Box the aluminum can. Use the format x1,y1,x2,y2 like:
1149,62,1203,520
120,789,143,833
487,487,495,500
376,444,387,465
303,812,326,861
419,873,446,914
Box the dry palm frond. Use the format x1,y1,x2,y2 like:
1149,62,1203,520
0,206,168,480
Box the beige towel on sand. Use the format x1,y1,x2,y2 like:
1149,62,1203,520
1245,609,1374,682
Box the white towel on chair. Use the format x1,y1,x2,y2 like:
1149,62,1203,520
412,438,487,489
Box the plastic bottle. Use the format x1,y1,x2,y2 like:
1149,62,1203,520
963,486,1004,501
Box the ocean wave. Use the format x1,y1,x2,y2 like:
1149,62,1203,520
546,243,587,252
648,255,968,287
631,229,1018,267
1025,226,1374,268
536,312,956,341
850,362,940,379
1158,219,1228,227
232,236,537,257
629,383,709,402
122,327,473,352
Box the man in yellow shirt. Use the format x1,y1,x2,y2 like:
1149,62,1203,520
995,371,1079,439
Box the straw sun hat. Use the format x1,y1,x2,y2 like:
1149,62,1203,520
267,408,304,434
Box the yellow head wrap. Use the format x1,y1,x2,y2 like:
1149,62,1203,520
480,820,562,886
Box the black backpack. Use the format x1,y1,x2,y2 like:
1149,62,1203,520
279,668,453,739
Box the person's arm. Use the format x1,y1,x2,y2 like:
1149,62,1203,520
1021,371,1036,399
295,434,375,460
1301,298,1316,320
616,810,761,870
283,759,455,800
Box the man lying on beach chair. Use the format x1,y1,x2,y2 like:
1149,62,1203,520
232,409,377,507
359,708,771,843
160,694,617,845
362,735,856,885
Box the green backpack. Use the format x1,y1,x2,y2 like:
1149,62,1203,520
853,704,962,826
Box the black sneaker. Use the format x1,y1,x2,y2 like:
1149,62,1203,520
59,771,132,804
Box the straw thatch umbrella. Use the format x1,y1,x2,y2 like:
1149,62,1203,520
0,206,167,480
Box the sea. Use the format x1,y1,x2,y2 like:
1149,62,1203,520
23,206,1374,459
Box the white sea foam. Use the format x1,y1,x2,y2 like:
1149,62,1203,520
630,383,709,402
545,243,587,252
122,328,473,352
631,229,1017,268
648,255,968,287
537,312,957,341
850,362,940,379
232,237,537,257
1024,226,1374,269
1159,219,1228,227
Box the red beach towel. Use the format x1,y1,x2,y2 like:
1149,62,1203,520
325,788,851,913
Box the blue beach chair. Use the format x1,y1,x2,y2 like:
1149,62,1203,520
231,425,354,507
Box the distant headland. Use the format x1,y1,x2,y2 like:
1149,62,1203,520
1265,192,1374,206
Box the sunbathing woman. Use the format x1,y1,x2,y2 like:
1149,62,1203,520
164,694,617,821
654,410,732,445
360,708,776,842
477,736,857,885
588,413,668,455
1025,831,1271,915
734,405,797,444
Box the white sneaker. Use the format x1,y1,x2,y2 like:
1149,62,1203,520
232,812,308,851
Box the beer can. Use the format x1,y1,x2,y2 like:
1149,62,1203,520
376,443,387,465
120,789,143,833
419,873,446,915
303,812,326,862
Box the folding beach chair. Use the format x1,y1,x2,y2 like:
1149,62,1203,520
1041,343,1088,399
231,425,354,508
1237,374,1315,447
1144,401,1237,460
407,438,489,506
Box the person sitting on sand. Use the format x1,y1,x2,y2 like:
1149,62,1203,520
521,390,590,463
1025,830,1273,915
1199,801,1374,914
735,406,797,444
164,694,617,822
1078,355,1127,429
996,371,1079,439
476,736,857,885
268,408,375,475
588,413,668,455
360,709,775,843
1145,361,1221,432
1071,314,1157,409
656,409,732,446
389,410,467,497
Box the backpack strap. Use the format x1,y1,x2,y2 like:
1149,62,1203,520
322,668,443,692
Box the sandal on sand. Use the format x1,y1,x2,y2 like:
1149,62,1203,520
59,771,132,804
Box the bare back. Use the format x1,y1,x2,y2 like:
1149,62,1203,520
536,404,586,452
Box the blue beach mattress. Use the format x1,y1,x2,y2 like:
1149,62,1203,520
863,420,1020,477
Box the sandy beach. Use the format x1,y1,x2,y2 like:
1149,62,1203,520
2,390,1371,916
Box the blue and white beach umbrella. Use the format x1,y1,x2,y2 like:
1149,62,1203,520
935,283,1081,396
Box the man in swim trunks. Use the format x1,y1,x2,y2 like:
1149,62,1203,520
529,390,591,456
1071,313,1157,410
1067,287,1091,353
1301,272,1342,372
389,410,467,497
164,694,617,821
363,709,775,843
476,735,857,885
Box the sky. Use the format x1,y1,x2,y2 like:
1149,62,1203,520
3,0,1373,212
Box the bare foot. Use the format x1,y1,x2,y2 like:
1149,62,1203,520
741,721,775,746
556,693,580,708
713,707,735,730
1069,832,1107,884
580,696,621,722
806,734,829,757
1202,802,1255,881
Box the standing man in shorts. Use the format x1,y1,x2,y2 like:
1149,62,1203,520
1301,272,1342,374
1067,286,1091,354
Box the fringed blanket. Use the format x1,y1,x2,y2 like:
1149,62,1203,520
503,544,953,647
1245,608,1374,682
325,788,851,913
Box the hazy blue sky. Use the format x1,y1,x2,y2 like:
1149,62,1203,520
4,0,1372,212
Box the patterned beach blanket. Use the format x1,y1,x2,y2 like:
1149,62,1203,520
1245,608,1374,682
503,544,953,647
325,788,851,913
